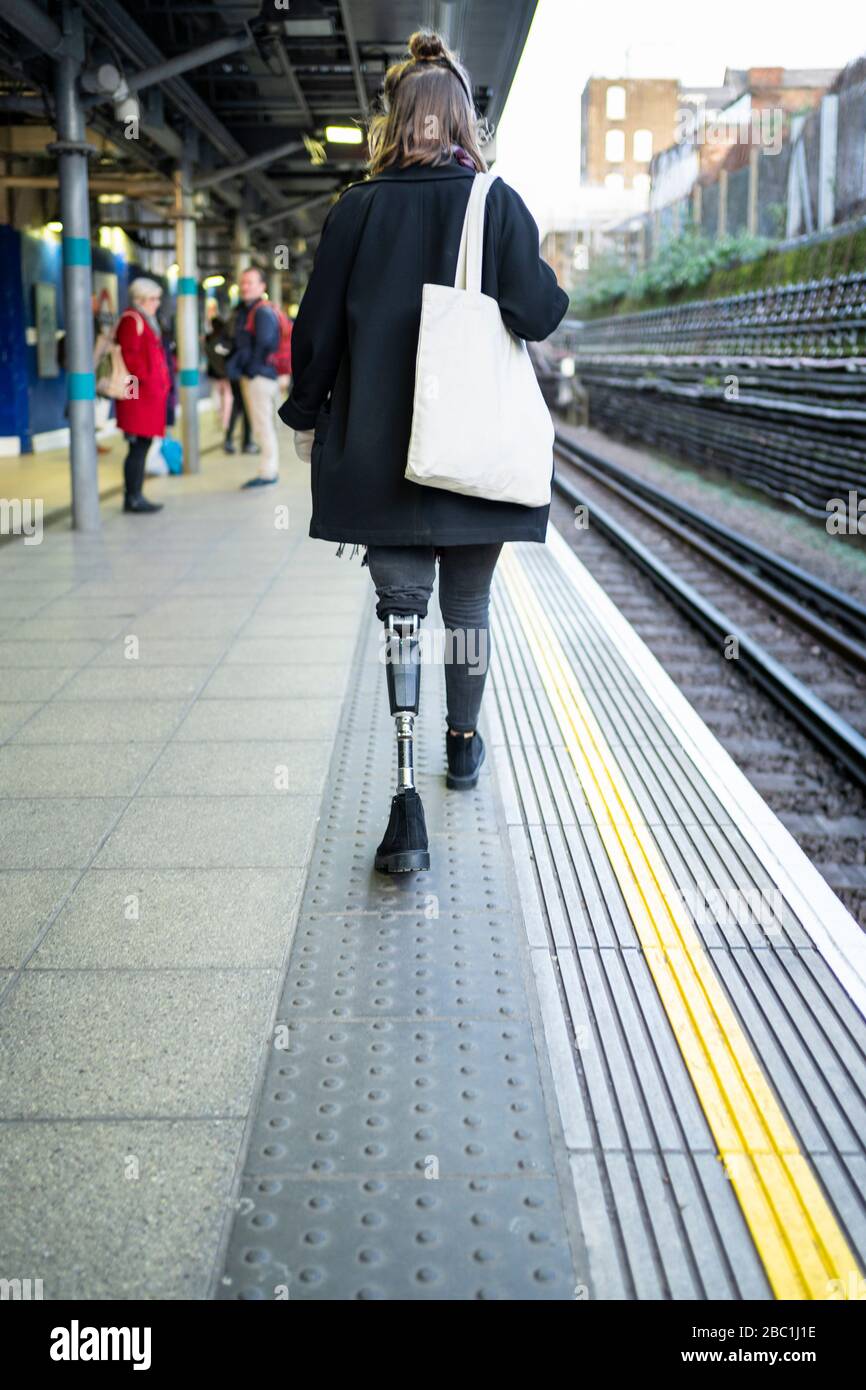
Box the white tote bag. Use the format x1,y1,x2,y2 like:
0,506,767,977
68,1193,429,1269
405,171,554,508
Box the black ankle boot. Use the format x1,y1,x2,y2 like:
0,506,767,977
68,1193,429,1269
446,730,485,789
124,494,163,514
374,788,430,874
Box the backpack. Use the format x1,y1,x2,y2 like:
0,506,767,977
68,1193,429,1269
244,302,293,376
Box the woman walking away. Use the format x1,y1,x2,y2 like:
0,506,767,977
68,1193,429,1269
115,277,170,514
279,28,569,874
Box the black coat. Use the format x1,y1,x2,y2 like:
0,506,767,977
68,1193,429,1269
279,160,569,546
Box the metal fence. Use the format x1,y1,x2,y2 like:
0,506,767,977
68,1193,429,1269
836,79,866,223
641,72,866,254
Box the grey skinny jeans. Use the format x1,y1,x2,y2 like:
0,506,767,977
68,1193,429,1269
365,543,503,734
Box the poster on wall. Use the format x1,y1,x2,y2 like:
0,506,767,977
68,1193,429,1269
34,281,59,378
92,270,119,332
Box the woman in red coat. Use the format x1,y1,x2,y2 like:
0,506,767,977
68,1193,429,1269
115,278,171,513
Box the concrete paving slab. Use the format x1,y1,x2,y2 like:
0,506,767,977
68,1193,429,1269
201,664,353,700
11,700,189,745
174,698,344,742
0,798,126,869
0,743,160,798
139,741,332,797
0,703,41,740
53,666,211,701
0,1119,245,1300
14,617,127,642
241,614,362,640
0,969,278,1118
29,867,303,970
0,870,80,968
93,794,320,868
93,638,227,667
0,640,103,668
223,638,349,666
0,668,77,701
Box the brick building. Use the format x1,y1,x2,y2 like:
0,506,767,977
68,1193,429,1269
580,77,680,192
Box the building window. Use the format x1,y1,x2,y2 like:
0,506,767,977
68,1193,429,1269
606,85,626,120
633,172,651,193
605,129,625,163
605,173,625,192
633,129,653,162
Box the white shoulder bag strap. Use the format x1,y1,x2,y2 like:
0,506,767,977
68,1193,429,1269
453,171,500,293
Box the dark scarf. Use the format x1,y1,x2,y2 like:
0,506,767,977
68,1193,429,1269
451,144,476,170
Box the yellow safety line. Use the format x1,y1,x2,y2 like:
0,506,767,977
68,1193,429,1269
498,546,862,1300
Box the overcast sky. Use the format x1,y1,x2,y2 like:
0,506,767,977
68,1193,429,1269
493,0,865,231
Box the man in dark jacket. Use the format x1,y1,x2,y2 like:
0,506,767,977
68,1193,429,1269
228,266,280,488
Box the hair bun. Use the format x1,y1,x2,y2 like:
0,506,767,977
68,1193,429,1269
408,29,446,62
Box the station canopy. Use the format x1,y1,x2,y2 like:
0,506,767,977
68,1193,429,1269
0,0,538,282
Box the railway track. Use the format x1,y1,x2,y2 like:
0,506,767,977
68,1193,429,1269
567,373,866,516
549,428,866,925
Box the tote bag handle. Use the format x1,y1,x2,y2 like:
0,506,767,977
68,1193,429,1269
453,171,499,294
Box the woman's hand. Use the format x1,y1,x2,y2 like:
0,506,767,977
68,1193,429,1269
294,430,315,462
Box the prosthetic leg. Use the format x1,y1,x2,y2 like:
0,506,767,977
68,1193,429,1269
374,614,430,874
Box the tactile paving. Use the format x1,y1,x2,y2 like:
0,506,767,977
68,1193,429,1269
226,1174,574,1301
217,596,581,1300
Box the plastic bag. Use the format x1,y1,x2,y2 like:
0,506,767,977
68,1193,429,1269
161,436,183,475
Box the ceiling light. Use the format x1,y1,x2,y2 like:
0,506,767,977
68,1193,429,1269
202,274,225,289
325,125,363,145
98,193,124,205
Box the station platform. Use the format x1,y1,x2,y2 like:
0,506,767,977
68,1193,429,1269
0,405,224,534
2,439,865,1301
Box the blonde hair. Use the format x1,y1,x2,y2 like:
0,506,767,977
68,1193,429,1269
367,30,487,178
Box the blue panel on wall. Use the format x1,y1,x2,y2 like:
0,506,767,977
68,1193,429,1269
20,229,67,440
0,226,30,445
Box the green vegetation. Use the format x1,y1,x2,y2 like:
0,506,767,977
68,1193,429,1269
570,223,866,319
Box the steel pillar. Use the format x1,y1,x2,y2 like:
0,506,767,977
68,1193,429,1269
233,211,251,287
268,268,283,308
53,5,100,532
174,162,200,473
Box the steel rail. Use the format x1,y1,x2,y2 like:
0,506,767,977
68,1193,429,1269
553,432,866,643
553,449,866,669
551,468,866,790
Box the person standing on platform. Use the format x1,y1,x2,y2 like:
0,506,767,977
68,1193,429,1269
222,308,256,456
279,29,568,875
228,266,280,488
115,277,170,514
205,315,233,435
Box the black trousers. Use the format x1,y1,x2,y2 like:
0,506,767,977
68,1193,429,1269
226,379,251,447
365,543,503,733
123,435,151,498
